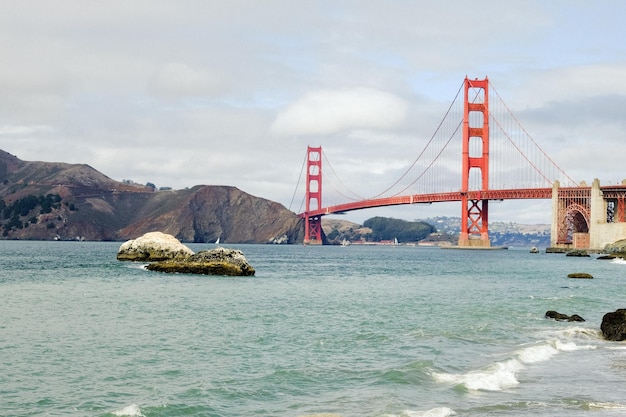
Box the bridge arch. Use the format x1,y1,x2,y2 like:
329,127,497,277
566,203,590,233
557,202,590,246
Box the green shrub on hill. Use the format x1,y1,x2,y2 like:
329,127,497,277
363,216,435,242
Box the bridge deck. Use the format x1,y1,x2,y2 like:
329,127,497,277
300,188,553,217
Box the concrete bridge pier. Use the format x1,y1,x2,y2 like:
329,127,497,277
550,178,626,251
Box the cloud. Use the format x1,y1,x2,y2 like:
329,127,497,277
0,125,54,136
271,87,408,136
148,62,228,98
0,1,625,226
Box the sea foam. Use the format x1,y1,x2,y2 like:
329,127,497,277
386,407,456,417
112,404,145,417
433,359,522,391
433,335,594,392
587,401,626,409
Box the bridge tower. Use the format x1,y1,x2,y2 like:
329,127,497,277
459,77,491,247
304,146,323,245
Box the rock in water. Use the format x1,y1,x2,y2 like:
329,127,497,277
566,249,590,257
117,231,194,261
601,309,626,341
545,310,585,322
567,272,593,279
146,247,255,276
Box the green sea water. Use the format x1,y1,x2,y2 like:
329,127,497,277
1,241,626,417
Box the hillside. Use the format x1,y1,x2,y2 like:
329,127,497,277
322,215,551,247
0,150,304,243
422,216,551,247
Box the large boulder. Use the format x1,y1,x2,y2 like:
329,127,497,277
117,231,194,261
146,247,255,276
601,309,626,341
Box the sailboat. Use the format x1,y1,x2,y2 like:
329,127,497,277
215,236,220,245
393,237,399,246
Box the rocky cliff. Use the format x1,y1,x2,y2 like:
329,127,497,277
0,150,304,243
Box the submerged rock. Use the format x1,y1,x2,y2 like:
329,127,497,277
545,310,585,322
601,309,626,341
117,231,194,261
567,272,593,279
146,247,255,276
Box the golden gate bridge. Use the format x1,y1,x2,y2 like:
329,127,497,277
293,77,626,249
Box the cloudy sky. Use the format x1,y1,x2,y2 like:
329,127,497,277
1,0,624,224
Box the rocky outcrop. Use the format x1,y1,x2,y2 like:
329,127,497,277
601,309,626,341
116,232,194,261
146,247,255,276
545,310,585,322
604,239,626,258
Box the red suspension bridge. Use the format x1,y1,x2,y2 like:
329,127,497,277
295,76,626,248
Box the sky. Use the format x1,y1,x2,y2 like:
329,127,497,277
1,0,625,225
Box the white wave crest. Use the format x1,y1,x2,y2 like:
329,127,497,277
557,326,602,340
432,335,598,392
517,343,558,364
385,407,456,417
610,257,626,264
433,358,522,391
112,404,145,417
588,401,626,409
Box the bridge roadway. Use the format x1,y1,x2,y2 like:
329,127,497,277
299,188,553,218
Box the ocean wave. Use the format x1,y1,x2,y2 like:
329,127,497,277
112,404,145,417
432,358,523,391
432,334,598,391
539,326,603,346
586,401,626,409
384,407,456,417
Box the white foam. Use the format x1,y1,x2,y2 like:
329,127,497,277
112,404,145,417
516,343,558,364
385,407,456,417
557,326,602,339
433,358,522,391
432,335,599,392
588,401,626,409
610,257,626,265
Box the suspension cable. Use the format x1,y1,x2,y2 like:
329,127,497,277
366,79,465,199
489,113,555,185
393,118,463,196
289,150,308,212
490,82,578,186
322,152,367,201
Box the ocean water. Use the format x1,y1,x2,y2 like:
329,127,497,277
1,241,626,417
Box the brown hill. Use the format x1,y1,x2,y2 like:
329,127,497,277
0,150,304,243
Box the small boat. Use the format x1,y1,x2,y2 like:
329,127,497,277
215,237,220,245
341,239,350,247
